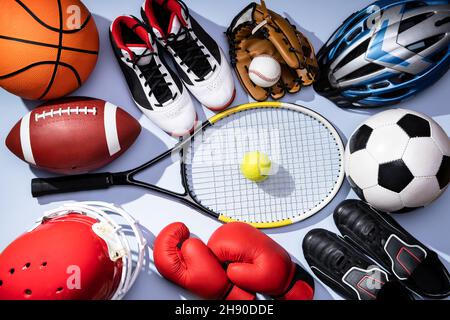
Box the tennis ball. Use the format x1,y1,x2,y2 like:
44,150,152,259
240,152,272,182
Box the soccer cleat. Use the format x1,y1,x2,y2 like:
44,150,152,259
110,15,197,137
141,0,235,111
334,199,450,299
302,229,413,300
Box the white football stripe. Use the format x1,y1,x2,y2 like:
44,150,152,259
104,102,121,156
20,112,36,165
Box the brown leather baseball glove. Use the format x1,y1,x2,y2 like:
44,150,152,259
227,0,319,101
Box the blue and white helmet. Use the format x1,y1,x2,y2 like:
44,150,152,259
314,0,450,108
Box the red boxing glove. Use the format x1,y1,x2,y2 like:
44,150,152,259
153,222,255,300
207,222,315,300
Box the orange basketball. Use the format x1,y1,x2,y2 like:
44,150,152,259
0,0,99,100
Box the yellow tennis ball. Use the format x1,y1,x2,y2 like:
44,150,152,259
240,152,272,182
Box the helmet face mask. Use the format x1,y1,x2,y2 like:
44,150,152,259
0,202,146,300
314,0,450,108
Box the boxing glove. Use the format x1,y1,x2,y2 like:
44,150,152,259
207,222,314,300
153,222,255,300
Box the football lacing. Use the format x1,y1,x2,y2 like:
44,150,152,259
34,107,97,121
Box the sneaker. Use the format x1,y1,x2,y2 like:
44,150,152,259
110,15,197,137
303,229,413,300
141,0,235,111
334,199,450,299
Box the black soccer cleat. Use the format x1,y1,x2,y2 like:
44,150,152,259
302,229,413,300
334,199,450,299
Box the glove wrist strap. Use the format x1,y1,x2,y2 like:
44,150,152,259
272,263,315,300
224,284,256,300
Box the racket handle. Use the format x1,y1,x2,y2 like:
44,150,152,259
31,173,114,197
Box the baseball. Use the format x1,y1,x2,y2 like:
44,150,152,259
248,55,282,88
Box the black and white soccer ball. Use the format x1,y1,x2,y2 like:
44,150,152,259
345,109,450,213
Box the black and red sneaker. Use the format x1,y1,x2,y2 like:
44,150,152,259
334,199,450,299
141,0,235,111
109,15,197,137
302,229,413,300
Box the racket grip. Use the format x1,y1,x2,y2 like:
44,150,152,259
31,173,114,197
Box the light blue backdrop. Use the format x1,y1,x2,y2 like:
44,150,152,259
0,0,449,300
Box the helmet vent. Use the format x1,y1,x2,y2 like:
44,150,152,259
346,27,362,42
399,12,434,34
41,262,47,268
334,42,348,59
407,34,445,54
378,88,410,99
341,63,384,82
23,263,31,270
435,16,450,27
350,86,368,92
0,280,3,286
341,13,364,35
370,82,390,89
335,39,370,71
9,268,15,275
56,287,64,294
24,289,32,297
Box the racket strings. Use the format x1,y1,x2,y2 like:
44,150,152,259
185,107,343,224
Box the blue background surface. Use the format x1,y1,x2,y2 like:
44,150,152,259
0,0,449,300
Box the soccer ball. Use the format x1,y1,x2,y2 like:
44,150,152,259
345,109,450,213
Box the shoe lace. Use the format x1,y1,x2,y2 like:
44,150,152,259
165,28,214,80
127,49,176,105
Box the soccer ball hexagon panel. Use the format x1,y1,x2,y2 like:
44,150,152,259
345,109,450,213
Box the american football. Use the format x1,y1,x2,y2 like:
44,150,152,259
6,97,141,174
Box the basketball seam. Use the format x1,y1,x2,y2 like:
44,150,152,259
0,61,82,86
15,0,92,34
38,0,64,100
56,61,82,86
0,61,82,88
0,35,98,55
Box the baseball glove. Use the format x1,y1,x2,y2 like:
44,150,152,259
227,0,319,101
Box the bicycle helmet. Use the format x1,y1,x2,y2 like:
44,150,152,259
314,0,450,108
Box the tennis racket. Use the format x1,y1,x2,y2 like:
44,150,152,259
31,102,345,228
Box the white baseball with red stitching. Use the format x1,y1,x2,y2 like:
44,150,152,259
249,55,282,88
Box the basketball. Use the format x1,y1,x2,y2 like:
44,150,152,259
0,0,99,100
